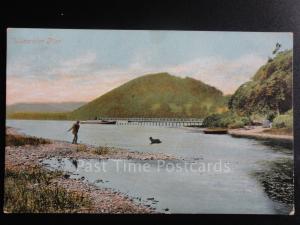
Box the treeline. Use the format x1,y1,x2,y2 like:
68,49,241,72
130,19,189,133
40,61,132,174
229,50,292,115
203,50,293,129
69,104,228,119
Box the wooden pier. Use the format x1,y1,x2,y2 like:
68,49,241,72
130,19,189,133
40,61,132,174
92,117,203,127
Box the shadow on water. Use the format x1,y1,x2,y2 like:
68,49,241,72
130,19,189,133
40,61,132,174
213,133,294,214
230,135,293,154
258,139,293,151
251,157,294,214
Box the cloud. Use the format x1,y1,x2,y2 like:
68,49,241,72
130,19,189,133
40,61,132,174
6,51,266,104
47,51,98,77
7,56,35,78
163,54,266,94
62,52,97,66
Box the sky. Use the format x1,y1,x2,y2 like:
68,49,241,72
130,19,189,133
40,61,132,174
6,28,293,105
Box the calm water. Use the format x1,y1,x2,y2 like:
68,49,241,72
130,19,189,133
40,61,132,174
6,120,293,214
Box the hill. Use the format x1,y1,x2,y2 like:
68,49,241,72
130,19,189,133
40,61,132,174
228,50,292,115
70,73,228,119
7,102,86,114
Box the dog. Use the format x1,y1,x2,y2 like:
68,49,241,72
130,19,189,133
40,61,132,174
149,137,162,144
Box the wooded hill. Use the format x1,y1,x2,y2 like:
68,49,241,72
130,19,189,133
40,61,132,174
69,73,228,119
228,50,292,115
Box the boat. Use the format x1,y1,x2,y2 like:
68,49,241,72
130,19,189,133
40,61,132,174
203,128,228,134
99,120,117,124
80,120,116,125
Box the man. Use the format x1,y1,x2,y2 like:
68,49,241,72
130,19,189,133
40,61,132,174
68,121,80,144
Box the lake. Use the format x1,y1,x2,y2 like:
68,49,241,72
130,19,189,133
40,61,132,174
6,119,293,214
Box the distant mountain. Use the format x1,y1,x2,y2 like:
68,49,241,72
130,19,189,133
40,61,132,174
70,72,228,119
228,50,292,115
7,102,87,114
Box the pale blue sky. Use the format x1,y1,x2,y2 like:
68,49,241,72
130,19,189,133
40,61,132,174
7,28,293,104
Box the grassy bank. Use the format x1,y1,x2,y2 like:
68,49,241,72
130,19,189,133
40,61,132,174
4,130,93,213
4,167,92,213
6,133,51,146
75,144,111,155
272,109,293,129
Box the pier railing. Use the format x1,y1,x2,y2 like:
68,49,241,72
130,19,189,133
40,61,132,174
98,117,203,127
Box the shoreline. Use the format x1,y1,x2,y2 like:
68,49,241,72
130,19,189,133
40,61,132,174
5,127,177,213
5,126,294,214
228,126,293,142
6,127,177,161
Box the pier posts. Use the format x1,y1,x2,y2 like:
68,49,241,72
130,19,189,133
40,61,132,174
99,117,202,127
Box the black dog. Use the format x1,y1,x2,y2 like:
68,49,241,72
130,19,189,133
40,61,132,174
149,137,162,144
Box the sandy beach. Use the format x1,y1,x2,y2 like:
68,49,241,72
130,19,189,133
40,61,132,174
228,126,293,142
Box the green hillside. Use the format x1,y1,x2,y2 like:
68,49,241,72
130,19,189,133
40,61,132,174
70,73,228,119
228,50,292,115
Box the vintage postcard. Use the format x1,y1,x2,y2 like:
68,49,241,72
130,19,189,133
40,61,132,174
5,29,293,214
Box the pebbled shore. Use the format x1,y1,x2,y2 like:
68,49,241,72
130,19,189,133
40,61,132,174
5,127,177,213
228,126,293,142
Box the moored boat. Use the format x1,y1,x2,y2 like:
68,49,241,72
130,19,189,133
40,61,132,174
203,128,228,134
100,120,117,124
81,120,116,125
